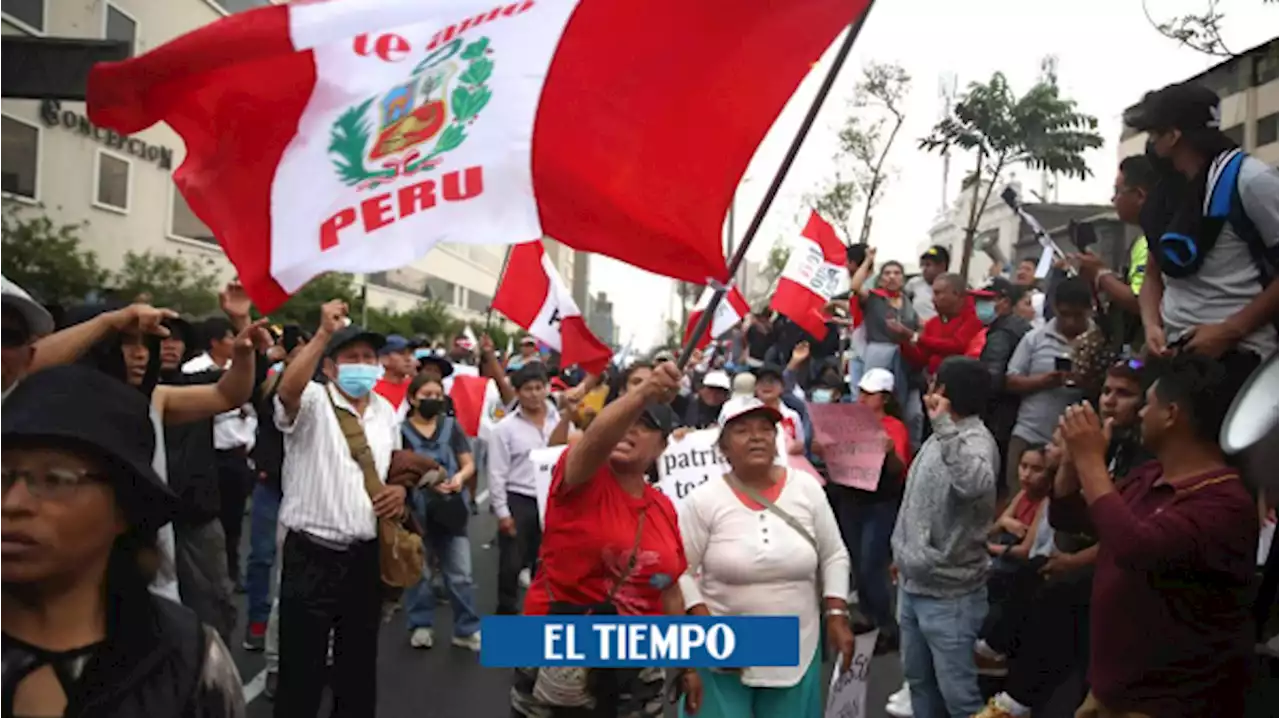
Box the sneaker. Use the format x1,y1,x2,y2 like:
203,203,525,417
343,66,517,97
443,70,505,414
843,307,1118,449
885,684,912,718
452,631,481,651
1254,634,1274,660
410,627,435,649
518,568,532,589
974,650,1009,677
242,621,267,652
972,698,1016,718
263,671,278,701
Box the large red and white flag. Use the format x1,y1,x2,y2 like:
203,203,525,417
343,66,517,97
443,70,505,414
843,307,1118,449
770,211,846,339
491,241,611,374
87,0,863,312
683,285,750,351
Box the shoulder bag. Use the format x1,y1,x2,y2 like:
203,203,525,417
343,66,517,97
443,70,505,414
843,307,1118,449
328,391,425,589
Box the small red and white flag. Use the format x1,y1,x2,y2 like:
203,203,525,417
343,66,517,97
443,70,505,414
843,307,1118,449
770,211,847,339
86,0,862,312
491,241,612,374
683,285,750,351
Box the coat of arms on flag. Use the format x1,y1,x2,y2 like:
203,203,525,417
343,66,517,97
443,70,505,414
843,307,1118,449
329,36,495,191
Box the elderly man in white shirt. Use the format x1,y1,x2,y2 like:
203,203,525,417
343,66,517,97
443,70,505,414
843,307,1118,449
677,396,852,718
272,300,407,718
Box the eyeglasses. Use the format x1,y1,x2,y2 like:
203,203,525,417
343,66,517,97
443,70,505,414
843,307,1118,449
2,467,110,500
1,327,30,349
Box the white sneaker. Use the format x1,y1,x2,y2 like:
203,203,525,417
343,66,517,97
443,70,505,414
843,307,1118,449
410,627,435,649
518,568,532,588
885,684,912,718
452,631,481,651
1254,634,1274,660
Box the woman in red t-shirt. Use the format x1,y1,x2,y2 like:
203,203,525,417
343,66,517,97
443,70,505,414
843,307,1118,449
512,361,698,718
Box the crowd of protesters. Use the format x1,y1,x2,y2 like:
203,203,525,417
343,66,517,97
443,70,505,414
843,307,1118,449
1,79,1277,718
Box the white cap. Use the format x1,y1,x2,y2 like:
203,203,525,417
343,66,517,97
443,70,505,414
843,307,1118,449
717,395,782,429
1,275,54,336
701,370,731,391
731,372,756,398
857,368,895,395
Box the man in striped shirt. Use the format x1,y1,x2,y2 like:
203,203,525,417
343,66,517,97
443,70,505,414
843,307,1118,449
272,299,407,718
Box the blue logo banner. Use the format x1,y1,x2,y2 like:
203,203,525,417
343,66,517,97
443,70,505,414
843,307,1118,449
480,615,800,668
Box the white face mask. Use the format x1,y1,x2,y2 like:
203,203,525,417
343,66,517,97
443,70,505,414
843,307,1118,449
810,388,835,404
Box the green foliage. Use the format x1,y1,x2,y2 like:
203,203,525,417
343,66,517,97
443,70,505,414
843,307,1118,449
765,238,791,282
808,62,911,244
919,70,1102,278
269,273,361,329
113,251,223,316
1,204,109,308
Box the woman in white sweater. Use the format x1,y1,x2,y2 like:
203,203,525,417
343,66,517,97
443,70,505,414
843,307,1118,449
677,396,853,718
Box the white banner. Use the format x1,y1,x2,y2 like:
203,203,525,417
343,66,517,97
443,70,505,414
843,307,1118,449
825,629,877,718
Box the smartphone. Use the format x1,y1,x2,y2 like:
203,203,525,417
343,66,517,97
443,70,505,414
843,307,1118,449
1071,220,1099,251
282,325,304,353
1054,356,1073,373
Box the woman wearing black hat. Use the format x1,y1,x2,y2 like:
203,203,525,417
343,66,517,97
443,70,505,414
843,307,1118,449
2,364,245,718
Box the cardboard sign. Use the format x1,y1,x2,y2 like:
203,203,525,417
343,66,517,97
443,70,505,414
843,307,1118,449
807,403,886,491
825,629,877,718
532,446,569,529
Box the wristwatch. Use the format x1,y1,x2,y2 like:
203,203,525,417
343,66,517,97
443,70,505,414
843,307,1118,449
825,607,850,619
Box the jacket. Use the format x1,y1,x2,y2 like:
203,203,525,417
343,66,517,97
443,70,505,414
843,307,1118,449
160,369,222,525
2,588,243,718
899,304,984,375
978,313,1032,449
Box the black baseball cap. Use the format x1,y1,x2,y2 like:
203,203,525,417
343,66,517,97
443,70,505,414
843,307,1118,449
971,276,1015,300
639,402,677,438
1123,82,1221,133
324,324,386,357
417,354,454,380
920,245,951,266
753,363,785,382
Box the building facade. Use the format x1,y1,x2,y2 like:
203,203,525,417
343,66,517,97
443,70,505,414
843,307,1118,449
1117,38,1278,166
1,0,582,327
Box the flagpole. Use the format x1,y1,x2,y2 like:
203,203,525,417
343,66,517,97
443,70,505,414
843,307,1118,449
676,2,875,369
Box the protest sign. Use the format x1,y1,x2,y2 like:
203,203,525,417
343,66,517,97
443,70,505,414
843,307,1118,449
825,629,877,718
807,403,885,491
532,446,569,530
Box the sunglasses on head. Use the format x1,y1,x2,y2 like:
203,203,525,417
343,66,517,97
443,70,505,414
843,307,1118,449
1,327,30,349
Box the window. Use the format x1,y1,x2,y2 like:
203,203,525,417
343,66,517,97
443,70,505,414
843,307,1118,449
104,4,138,52
1,116,39,200
1223,123,1245,146
94,151,131,212
203,0,272,14
1258,113,1279,147
3,0,43,33
170,189,216,243
1253,50,1279,87
465,290,492,313
424,276,456,304
1199,65,1242,98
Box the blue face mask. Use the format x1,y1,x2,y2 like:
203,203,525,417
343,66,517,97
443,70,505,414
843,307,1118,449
335,363,383,398
811,388,835,404
975,299,998,325
413,348,432,360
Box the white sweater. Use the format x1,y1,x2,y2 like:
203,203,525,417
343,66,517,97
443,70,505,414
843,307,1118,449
677,469,850,687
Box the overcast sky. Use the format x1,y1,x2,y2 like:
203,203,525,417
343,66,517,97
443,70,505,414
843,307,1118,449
588,0,1277,351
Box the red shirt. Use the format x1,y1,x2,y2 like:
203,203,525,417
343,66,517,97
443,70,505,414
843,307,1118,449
373,376,410,409
899,304,983,375
525,451,687,617
1055,462,1257,717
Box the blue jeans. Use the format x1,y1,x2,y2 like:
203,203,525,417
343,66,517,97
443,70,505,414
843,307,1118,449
899,586,987,718
846,500,898,630
246,481,282,625
404,492,481,637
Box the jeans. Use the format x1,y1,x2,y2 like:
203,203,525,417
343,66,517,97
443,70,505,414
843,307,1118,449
404,492,481,637
829,487,897,630
899,586,987,718
246,481,283,625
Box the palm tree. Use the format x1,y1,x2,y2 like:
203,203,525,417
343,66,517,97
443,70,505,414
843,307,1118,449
920,72,1103,280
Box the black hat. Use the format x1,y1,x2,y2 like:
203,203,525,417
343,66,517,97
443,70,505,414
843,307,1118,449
639,402,677,438
1124,82,1221,134
417,354,454,380
920,245,951,266
324,325,385,357
160,315,198,348
753,363,785,381
972,276,1015,300
2,365,180,534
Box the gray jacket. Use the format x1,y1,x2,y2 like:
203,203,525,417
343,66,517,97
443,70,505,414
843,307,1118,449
891,413,998,598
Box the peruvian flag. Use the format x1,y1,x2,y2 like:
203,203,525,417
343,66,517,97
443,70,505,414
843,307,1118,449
683,285,750,350
448,373,490,437
770,211,847,339
86,0,863,313
491,241,612,374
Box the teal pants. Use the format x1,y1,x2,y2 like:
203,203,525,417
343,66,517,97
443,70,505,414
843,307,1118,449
678,649,823,718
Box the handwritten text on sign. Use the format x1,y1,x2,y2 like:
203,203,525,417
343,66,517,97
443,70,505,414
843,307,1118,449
825,629,878,718
807,403,886,491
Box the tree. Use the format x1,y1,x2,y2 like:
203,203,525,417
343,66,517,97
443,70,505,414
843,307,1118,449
112,251,223,316
674,281,703,327
808,62,911,244
270,273,361,329
1142,0,1274,57
920,71,1102,279
1,204,109,308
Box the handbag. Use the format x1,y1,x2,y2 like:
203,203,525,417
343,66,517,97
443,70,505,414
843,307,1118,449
531,509,648,708
403,420,470,537
328,391,425,589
